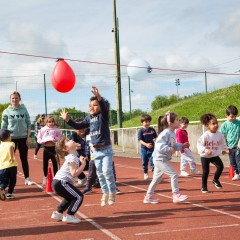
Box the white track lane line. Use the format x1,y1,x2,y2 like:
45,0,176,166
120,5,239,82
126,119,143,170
117,181,240,236
135,223,240,236
16,176,122,240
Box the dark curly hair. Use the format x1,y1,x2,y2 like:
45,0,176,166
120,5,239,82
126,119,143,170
200,113,217,126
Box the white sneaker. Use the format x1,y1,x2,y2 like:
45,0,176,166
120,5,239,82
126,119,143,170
101,194,109,207
143,195,159,204
191,169,200,174
232,174,240,181
144,173,149,180
25,178,34,185
42,176,47,186
6,193,15,199
76,177,87,187
51,211,63,221
62,214,81,223
108,193,116,206
180,171,189,177
173,193,188,203
34,155,38,159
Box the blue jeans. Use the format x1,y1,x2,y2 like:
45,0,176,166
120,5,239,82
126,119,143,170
0,166,17,194
92,145,116,194
228,148,240,174
140,147,154,173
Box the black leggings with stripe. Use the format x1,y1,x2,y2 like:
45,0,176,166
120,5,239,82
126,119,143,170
52,179,84,215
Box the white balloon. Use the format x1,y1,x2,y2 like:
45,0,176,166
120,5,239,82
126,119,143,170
127,59,152,81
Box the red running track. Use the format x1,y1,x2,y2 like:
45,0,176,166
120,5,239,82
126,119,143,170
1,148,240,240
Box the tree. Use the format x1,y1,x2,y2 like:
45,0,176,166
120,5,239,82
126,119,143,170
0,103,10,122
151,95,169,110
168,94,178,104
50,107,86,129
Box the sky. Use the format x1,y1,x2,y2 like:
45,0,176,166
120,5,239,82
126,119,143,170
0,0,240,120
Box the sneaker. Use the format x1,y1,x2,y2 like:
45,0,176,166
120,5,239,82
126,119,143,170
232,174,240,181
51,211,63,221
82,188,92,195
180,171,189,177
108,193,116,205
0,188,6,201
76,177,87,187
92,182,101,188
25,178,34,185
42,176,47,186
212,179,222,189
172,193,188,203
201,186,209,193
34,155,38,159
6,193,15,199
143,195,159,204
191,169,200,174
144,173,149,180
62,214,81,223
101,193,109,207
116,188,121,195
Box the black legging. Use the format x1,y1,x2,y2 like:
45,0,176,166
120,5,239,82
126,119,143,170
34,137,42,155
43,146,58,177
52,179,84,215
201,156,224,187
12,138,29,179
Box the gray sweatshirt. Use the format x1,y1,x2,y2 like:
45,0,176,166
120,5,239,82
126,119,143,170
1,104,31,139
152,128,183,161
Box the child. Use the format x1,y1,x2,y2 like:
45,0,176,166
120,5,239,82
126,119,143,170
220,105,240,181
70,127,90,187
37,116,62,185
0,129,18,199
197,113,225,193
51,136,86,223
176,117,200,176
138,114,157,180
143,112,189,204
34,114,45,159
60,86,116,207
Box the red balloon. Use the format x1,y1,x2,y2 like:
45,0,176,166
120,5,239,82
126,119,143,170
51,59,76,93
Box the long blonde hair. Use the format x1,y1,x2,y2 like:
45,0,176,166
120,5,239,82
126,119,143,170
55,136,68,158
44,116,57,126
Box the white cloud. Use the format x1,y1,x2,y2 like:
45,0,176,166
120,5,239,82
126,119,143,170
210,9,240,46
0,0,240,118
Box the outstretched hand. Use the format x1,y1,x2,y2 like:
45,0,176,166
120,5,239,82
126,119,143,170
60,108,70,122
91,86,102,101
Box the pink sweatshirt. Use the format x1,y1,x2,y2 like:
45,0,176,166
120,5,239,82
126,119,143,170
176,128,189,153
37,126,62,144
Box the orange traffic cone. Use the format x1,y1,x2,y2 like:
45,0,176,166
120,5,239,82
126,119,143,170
46,167,53,193
229,165,234,179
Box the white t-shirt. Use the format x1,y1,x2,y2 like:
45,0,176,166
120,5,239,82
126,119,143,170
197,130,227,158
54,153,80,184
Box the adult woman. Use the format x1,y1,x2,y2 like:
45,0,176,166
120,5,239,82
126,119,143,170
1,91,33,185
34,114,45,159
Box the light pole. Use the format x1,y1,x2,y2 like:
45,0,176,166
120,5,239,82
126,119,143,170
112,0,122,128
175,78,180,100
128,76,132,119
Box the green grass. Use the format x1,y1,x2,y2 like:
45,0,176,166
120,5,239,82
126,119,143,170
113,84,240,128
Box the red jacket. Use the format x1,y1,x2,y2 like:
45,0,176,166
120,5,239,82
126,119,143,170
176,128,189,153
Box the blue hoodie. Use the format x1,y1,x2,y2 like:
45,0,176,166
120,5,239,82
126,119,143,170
67,98,111,147
1,104,31,139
